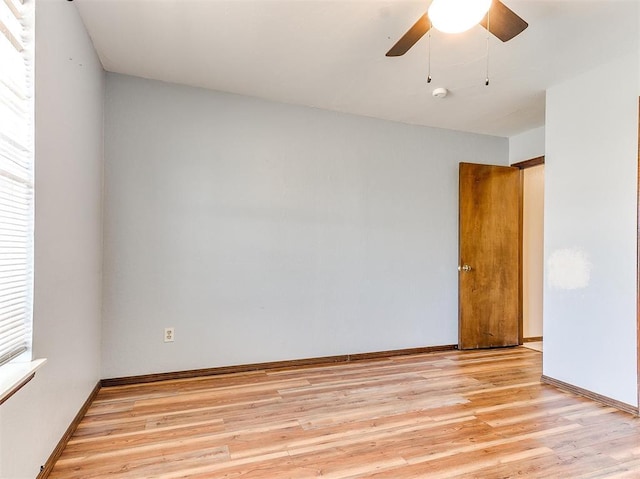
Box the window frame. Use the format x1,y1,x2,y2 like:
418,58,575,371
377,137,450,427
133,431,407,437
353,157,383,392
0,0,36,383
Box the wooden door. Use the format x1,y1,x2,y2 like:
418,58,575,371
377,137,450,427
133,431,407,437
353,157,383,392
458,162,521,349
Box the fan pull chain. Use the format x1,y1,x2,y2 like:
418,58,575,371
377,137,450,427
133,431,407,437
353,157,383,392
485,9,490,86
427,25,432,83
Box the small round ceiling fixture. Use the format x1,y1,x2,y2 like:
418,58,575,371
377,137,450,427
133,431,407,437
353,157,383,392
432,87,448,99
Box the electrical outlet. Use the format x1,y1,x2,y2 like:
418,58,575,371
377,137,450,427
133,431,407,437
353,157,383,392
164,327,175,343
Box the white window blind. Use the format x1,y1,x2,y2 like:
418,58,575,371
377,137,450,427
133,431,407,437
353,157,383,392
0,0,34,366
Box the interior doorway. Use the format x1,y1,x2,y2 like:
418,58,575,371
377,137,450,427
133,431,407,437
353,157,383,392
458,163,521,349
513,157,545,352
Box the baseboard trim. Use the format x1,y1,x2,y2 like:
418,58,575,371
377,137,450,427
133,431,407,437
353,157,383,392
541,375,639,416
523,336,543,343
37,381,102,479
101,344,458,387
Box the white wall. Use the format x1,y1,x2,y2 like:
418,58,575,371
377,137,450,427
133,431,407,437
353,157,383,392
544,53,638,407
522,165,544,338
509,126,545,164
0,1,104,477
102,74,508,378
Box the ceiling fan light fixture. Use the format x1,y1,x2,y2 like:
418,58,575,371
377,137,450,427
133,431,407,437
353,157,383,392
428,0,492,34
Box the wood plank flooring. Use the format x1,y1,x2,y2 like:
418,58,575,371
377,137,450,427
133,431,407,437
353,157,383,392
49,347,640,478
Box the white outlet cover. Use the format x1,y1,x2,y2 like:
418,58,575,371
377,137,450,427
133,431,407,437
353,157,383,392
164,327,175,342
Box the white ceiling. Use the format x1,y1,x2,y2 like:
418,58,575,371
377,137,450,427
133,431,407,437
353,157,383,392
74,0,638,138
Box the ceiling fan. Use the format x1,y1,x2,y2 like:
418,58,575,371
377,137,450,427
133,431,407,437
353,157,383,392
386,0,528,57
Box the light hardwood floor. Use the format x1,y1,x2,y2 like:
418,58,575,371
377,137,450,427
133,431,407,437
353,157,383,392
49,347,640,478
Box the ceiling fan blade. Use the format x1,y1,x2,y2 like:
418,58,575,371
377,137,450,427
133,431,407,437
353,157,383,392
480,0,528,42
386,13,431,57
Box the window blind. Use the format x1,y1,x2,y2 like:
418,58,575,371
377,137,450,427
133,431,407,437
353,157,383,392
0,0,34,366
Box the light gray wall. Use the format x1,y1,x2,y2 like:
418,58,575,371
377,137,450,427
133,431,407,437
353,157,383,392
544,53,638,407
102,74,508,378
0,1,104,477
509,126,545,164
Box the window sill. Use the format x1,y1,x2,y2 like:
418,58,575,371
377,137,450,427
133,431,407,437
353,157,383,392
0,358,46,406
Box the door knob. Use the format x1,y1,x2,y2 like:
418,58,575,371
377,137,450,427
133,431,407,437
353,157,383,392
458,264,472,272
